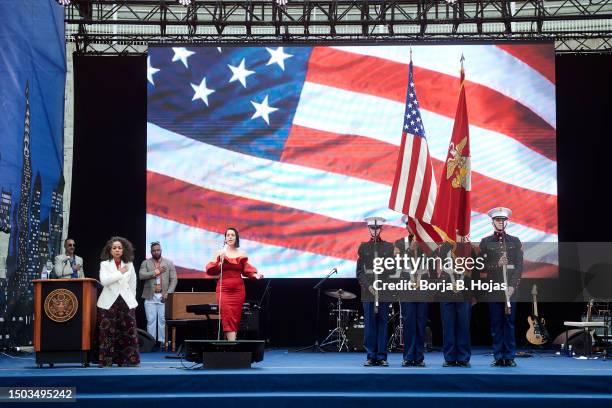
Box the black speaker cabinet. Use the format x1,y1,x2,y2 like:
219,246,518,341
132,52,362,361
238,309,260,339
184,340,265,369
553,329,592,355
137,328,157,353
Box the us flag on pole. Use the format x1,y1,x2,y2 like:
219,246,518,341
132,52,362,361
388,58,444,248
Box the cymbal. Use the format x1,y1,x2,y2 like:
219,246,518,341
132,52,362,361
325,289,356,300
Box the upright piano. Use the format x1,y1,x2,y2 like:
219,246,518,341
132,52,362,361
165,292,217,352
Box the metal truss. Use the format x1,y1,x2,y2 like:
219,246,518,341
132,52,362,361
65,1,612,54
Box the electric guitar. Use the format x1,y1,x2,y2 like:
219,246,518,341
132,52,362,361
526,284,550,345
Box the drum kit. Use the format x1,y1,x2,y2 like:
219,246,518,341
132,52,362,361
320,289,405,352
319,289,357,351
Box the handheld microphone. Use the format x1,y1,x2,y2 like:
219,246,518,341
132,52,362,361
331,267,337,274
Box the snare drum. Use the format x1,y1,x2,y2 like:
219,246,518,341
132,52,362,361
329,308,358,328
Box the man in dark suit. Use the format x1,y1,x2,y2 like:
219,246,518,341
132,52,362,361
357,217,395,367
479,207,523,367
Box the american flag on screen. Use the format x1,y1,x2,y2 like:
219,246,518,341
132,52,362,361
146,44,557,279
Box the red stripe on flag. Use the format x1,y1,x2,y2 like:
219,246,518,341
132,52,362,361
176,266,206,279
496,44,556,85
281,126,558,234
415,149,433,221
403,135,423,216
305,47,556,160
387,130,407,208
147,171,407,261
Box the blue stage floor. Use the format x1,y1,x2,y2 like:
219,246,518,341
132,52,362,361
1,349,612,407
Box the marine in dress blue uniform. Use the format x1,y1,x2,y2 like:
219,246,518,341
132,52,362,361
394,216,428,367
479,207,523,367
356,217,394,367
439,238,474,368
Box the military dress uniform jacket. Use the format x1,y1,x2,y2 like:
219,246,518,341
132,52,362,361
393,237,435,302
478,232,523,301
356,238,395,302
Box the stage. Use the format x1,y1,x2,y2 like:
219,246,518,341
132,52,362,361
2,349,612,407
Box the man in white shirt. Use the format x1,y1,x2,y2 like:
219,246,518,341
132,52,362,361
139,241,177,346
53,238,84,278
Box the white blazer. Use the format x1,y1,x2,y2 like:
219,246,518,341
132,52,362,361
97,260,138,310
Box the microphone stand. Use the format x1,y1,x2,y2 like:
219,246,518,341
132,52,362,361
258,279,272,346
294,267,337,352
217,252,224,340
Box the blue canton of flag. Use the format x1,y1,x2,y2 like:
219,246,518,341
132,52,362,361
148,47,312,161
403,61,426,139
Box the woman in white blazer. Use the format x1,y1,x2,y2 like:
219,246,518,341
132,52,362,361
97,236,140,367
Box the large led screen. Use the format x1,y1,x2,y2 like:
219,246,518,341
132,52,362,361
146,44,557,279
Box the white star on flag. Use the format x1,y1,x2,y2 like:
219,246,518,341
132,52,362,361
147,57,160,85
172,47,195,68
190,77,215,106
265,47,293,71
228,58,255,88
250,95,278,125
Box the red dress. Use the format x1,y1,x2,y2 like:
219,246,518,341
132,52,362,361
205,255,258,332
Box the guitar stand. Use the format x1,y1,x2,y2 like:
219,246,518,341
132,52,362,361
387,305,404,352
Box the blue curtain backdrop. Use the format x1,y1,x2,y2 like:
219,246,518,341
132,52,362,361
0,0,66,347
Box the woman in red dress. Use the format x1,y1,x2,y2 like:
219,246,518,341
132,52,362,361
205,228,263,341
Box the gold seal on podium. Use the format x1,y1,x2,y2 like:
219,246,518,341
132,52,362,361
44,289,79,323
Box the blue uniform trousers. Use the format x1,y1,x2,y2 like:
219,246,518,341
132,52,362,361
440,301,472,363
488,302,517,360
401,302,427,362
363,302,390,361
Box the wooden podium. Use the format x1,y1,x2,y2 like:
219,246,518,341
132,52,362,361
33,278,98,367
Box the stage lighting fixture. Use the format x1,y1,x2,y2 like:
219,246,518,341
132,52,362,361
56,0,71,5
177,0,192,6
276,0,288,5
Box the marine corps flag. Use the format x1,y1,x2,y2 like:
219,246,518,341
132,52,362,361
431,61,471,242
